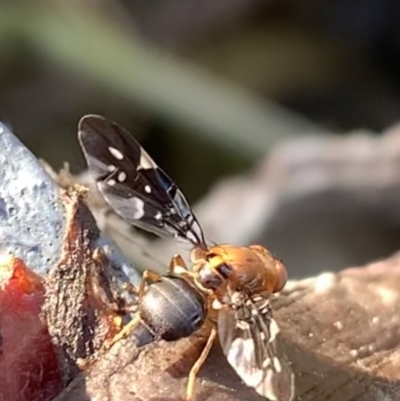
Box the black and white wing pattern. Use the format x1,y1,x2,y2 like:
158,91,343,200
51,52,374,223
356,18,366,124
78,115,205,246
218,293,294,401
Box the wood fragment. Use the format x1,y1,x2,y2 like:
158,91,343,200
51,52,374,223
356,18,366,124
44,187,125,384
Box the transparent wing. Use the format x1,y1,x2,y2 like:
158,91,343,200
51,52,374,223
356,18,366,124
78,115,205,246
218,295,294,401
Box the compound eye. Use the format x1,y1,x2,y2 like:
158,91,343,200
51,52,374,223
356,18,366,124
216,263,232,279
198,269,223,290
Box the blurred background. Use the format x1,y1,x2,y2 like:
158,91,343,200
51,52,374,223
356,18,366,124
2,1,400,278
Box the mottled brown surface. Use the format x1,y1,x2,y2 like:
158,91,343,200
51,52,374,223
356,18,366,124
277,255,400,401
54,253,400,401
44,187,124,384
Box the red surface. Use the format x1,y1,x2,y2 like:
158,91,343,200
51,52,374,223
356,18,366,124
0,256,62,401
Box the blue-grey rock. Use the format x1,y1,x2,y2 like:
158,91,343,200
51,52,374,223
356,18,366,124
0,122,65,275
0,121,140,289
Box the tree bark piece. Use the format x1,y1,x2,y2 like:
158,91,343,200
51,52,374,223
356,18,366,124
44,187,126,384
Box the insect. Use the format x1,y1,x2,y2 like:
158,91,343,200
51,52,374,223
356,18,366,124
117,269,208,350
78,115,295,401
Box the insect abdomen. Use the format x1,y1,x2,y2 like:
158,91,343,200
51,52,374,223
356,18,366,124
136,276,207,345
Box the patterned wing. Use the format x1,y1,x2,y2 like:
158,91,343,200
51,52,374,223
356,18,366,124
218,294,294,401
78,115,205,246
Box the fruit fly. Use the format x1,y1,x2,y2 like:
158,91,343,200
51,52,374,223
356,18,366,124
78,115,295,401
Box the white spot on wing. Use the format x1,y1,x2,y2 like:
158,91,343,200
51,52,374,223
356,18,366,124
219,309,294,401
236,320,249,331
155,211,162,220
108,146,124,160
131,197,145,219
145,185,151,193
107,164,116,172
268,319,280,343
228,337,255,372
273,357,282,373
117,171,127,182
107,179,116,186
227,337,267,390
262,357,271,368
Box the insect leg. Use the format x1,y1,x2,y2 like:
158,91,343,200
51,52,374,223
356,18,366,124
168,254,188,273
186,326,218,401
104,269,161,349
169,254,199,287
137,269,161,297
121,268,161,298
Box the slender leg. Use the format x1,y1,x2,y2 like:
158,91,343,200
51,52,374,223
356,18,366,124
186,326,218,401
104,269,161,349
104,314,142,350
190,247,208,264
137,269,161,297
169,254,199,286
168,254,188,274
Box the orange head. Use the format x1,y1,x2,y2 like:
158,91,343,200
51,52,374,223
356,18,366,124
190,244,288,297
